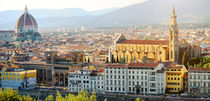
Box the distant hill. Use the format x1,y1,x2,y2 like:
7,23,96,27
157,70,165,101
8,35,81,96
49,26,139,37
88,0,210,26
0,0,210,29
0,8,118,29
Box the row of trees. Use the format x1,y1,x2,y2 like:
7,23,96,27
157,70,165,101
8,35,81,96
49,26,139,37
0,89,144,101
0,89,96,101
46,90,96,101
187,57,210,68
0,89,33,101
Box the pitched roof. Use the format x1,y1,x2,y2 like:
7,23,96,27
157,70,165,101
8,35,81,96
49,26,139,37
105,63,159,68
128,63,159,68
118,40,169,45
189,67,210,72
105,64,128,68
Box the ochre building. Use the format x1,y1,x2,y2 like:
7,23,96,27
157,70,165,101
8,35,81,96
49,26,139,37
166,64,188,93
112,7,201,64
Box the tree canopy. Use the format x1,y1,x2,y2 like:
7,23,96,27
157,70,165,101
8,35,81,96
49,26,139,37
187,57,210,68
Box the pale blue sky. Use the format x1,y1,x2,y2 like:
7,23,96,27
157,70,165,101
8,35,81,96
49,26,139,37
0,0,147,12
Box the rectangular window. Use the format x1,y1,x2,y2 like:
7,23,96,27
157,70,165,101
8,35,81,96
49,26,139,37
193,82,196,87
122,80,125,85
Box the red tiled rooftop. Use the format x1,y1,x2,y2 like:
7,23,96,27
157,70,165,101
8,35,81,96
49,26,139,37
167,65,183,69
105,64,128,68
105,63,159,68
128,63,159,68
118,40,169,45
189,67,210,72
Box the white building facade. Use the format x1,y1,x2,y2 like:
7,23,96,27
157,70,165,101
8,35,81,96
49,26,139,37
68,69,104,93
104,63,166,95
188,68,210,97
68,63,166,95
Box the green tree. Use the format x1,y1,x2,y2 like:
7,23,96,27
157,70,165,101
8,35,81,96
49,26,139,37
56,91,64,101
90,91,97,101
136,98,141,101
204,63,210,68
66,93,76,101
76,89,89,101
142,58,146,63
0,89,21,101
22,95,33,101
120,58,126,64
45,95,54,101
187,57,210,68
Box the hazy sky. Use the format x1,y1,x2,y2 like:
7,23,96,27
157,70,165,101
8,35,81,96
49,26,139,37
0,0,147,12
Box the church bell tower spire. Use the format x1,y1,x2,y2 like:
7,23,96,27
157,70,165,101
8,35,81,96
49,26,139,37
169,5,179,63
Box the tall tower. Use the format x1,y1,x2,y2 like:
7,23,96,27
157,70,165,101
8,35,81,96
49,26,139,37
169,6,179,63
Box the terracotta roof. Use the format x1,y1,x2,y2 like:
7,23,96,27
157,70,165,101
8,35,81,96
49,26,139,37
16,13,37,28
118,40,169,45
128,63,159,68
105,63,159,68
167,65,183,69
67,45,89,50
105,64,128,68
189,67,210,72
161,62,173,67
90,62,105,66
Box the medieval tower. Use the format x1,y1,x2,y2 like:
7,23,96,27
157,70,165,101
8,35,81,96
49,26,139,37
169,6,179,63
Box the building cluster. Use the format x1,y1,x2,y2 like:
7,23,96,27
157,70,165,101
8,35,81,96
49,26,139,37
68,62,210,97
68,63,183,94
0,5,209,98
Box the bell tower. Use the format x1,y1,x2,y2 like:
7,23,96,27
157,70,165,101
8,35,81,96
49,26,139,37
169,6,179,63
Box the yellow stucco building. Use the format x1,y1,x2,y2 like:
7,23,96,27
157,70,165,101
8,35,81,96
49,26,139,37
111,7,201,64
166,64,188,93
1,69,36,89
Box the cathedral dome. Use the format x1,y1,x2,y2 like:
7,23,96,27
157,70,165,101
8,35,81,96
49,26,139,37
14,5,42,42
15,5,38,33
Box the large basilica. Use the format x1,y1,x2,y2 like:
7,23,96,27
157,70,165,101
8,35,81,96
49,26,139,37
111,7,201,64
14,6,42,42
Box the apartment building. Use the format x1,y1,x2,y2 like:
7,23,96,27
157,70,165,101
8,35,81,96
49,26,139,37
166,64,188,93
1,69,36,90
188,67,210,96
104,63,166,95
68,69,104,93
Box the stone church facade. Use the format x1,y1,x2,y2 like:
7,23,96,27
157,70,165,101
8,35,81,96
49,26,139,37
111,7,201,64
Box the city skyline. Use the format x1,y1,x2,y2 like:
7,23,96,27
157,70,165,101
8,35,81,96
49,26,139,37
0,0,209,100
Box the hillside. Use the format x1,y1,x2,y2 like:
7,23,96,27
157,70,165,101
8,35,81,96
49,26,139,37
0,0,210,29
